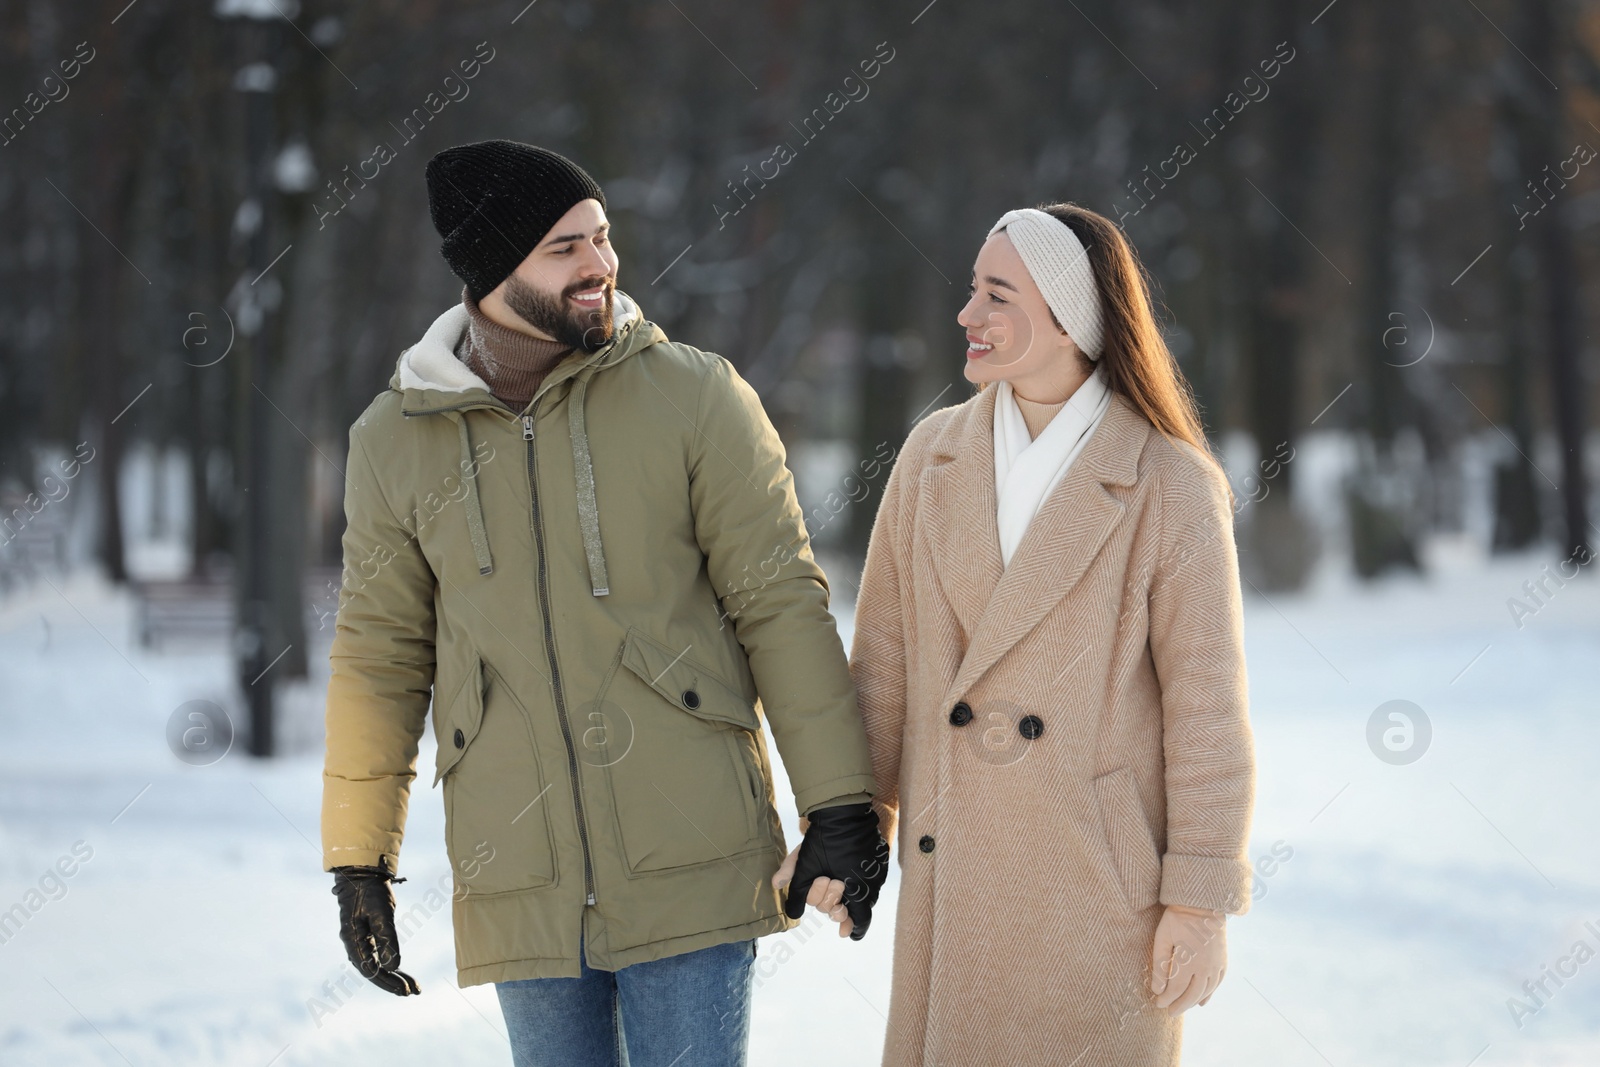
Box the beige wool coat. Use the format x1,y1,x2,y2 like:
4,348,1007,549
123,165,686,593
850,384,1256,1067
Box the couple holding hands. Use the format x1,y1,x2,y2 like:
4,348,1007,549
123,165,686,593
320,140,1255,1067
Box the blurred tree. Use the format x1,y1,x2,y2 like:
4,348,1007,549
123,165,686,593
1346,0,1423,579
1514,0,1591,564
0,0,1595,665
1241,0,1324,589
1490,91,1544,552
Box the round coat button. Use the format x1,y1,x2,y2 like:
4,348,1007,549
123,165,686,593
453,728,465,749
948,702,973,726
918,834,935,853
1018,714,1044,740
682,689,701,710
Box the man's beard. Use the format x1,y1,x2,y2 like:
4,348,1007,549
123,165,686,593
502,273,615,352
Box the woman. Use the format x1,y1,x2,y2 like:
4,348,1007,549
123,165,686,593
779,202,1255,1065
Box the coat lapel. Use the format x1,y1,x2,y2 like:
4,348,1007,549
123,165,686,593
922,386,1149,700
918,388,1004,648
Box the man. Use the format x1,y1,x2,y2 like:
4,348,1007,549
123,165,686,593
320,139,890,1066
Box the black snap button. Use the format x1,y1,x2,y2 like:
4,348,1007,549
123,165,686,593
1018,714,1044,740
949,702,973,727
918,834,935,853
453,728,465,749
682,689,701,710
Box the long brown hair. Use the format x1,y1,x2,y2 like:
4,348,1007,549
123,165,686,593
981,201,1229,501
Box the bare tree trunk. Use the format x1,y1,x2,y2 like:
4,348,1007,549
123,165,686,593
1242,0,1322,589
1489,92,1542,551
850,238,916,557
1345,0,1422,579
87,168,139,585
264,186,311,682
230,16,284,756
1518,0,1589,561
182,11,230,577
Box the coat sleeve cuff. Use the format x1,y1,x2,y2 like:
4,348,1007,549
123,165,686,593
792,774,876,822
324,846,400,874
1159,852,1252,915
802,791,873,814
797,791,874,833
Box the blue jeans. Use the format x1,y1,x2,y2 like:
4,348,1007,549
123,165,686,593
495,937,757,1067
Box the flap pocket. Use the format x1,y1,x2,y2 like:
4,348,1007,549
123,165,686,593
619,627,758,732
433,657,486,787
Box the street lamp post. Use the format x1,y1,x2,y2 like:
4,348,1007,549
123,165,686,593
219,0,288,757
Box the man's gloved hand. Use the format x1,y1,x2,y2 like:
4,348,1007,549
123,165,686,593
331,864,421,995
780,802,890,941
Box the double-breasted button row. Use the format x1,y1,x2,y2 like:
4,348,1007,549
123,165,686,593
947,701,1045,739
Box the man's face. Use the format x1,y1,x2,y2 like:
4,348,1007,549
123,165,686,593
498,198,619,351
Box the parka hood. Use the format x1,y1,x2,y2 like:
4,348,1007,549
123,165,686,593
388,287,661,401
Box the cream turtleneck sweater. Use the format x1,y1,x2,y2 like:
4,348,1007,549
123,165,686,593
1012,391,1069,440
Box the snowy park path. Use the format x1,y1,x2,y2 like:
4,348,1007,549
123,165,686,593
1,543,1597,1066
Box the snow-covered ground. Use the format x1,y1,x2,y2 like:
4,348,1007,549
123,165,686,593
2,532,1599,1066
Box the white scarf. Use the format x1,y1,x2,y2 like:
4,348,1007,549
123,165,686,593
992,364,1112,567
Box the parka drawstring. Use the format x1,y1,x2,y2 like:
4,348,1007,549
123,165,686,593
454,413,494,576
432,329,628,595
568,373,610,597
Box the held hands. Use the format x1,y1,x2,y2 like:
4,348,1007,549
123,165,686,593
773,845,852,936
771,802,890,940
1149,903,1227,1015
331,865,421,996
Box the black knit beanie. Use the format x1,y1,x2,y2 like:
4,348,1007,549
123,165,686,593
424,140,607,302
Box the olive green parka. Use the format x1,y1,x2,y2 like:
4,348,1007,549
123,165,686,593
320,289,876,985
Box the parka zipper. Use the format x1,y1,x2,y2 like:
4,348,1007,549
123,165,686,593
524,410,598,907
404,317,641,908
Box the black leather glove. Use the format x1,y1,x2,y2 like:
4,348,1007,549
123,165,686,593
782,802,891,941
331,864,421,995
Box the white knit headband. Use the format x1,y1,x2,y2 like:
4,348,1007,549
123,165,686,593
986,207,1104,359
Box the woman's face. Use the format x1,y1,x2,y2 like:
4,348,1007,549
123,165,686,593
957,231,1083,391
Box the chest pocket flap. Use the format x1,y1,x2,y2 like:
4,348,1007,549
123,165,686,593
619,627,759,732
